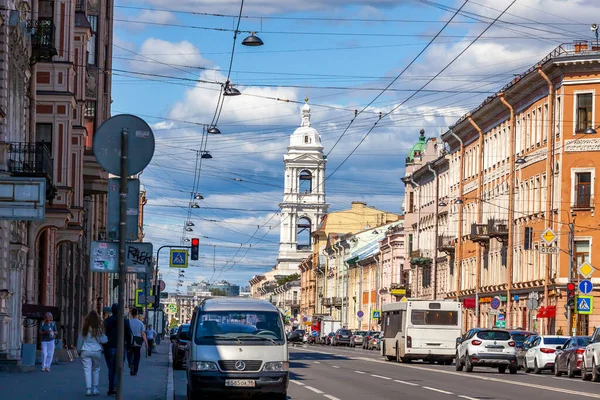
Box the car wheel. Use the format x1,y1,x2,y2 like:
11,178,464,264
592,360,600,382
498,366,507,374
533,359,541,375
509,366,518,375
554,361,562,377
455,353,463,371
465,354,473,373
567,360,576,379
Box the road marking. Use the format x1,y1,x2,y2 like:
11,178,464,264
354,370,366,374
290,380,305,386
458,396,480,400
306,386,324,394
314,361,321,364
394,379,419,386
295,347,600,399
371,374,392,380
423,386,453,395
324,395,341,400
332,365,340,368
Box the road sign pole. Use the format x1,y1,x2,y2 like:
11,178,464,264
116,129,129,400
568,222,574,336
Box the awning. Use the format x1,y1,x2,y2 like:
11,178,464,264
463,298,476,309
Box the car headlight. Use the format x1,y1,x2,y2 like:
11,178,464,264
263,362,289,372
189,361,218,371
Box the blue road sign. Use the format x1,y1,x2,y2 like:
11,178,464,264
576,296,593,315
372,310,381,319
357,311,364,318
579,280,593,295
491,297,501,310
170,249,188,268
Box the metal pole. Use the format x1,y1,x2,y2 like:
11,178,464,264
427,163,439,301
568,222,575,336
116,128,129,400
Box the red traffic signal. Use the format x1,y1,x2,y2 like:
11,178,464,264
567,282,576,292
191,238,199,246
191,238,199,260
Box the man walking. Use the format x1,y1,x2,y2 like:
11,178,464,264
127,308,148,375
103,304,132,396
146,324,157,356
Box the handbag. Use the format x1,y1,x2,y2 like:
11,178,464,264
132,336,143,347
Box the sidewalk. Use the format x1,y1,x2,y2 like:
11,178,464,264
0,340,171,400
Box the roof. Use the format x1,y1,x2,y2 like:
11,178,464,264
405,130,427,165
200,298,277,313
345,221,403,264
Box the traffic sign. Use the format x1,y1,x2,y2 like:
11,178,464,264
539,246,559,254
90,241,153,273
158,279,166,292
578,262,595,279
170,249,188,268
540,228,557,246
579,280,593,295
357,311,364,318
400,297,408,303
525,298,538,310
576,296,593,315
372,310,381,319
166,304,177,313
490,297,501,310
490,309,500,315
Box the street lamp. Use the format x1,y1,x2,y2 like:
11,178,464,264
515,157,527,164
242,32,264,47
454,198,464,205
438,200,448,207
194,194,204,200
187,221,195,227
223,81,241,96
191,203,200,209
208,126,221,134
201,151,213,159
584,125,599,135
185,227,193,232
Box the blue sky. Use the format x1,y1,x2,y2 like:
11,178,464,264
111,0,599,290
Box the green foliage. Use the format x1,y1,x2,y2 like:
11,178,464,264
277,273,300,286
210,288,228,297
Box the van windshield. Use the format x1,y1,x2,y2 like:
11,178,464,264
194,311,285,345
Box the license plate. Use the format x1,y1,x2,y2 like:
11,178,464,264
225,380,255,387
488,348,503,352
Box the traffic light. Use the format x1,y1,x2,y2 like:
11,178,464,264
566,282,576,308
191,238,199,261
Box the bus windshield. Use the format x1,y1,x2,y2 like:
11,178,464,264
194,310,285,345
411,310,458,326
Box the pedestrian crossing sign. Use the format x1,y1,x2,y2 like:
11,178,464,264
576,295,593,315
170,249,188,268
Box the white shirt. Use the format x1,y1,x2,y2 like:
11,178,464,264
77,332,104,352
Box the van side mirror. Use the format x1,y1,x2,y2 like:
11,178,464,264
456,337,463,346
288,331,301,343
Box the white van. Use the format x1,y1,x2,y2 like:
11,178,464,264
381,300,462,364
186,298,288,399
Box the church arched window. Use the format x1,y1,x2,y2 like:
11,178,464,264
297,217,311,250
304,135,309,143
299,170,312,193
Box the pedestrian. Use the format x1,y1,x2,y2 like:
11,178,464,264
103,304,132,396
146,324,157,356
77,311,108,396
39,312,57,372
127,308,148,376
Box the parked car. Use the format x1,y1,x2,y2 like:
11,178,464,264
362,331,378,349
455,329,518,374
332,329,352,346
509,330,536,349
325,332,335,345
582,326,600,382
350,331,368,347
171,324,191,370
517,334,538,369
169,327,179,340
365,332,380,350
554,336,591,378
524,335,569,374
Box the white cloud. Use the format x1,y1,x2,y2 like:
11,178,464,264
127,38,210,74
137,10,177,25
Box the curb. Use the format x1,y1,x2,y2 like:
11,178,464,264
166,343,174,400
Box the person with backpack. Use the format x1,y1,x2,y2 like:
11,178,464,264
77,311,108,396
103,304,132,396
127,308,147,376
39,312,57,372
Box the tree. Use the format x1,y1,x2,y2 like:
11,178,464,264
277,273,300,286
210,288,228,297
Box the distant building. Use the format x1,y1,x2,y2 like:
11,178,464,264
188,281,240,297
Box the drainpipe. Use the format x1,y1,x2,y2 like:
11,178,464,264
468,116,484,327
498,93,515,328
537,66,554,334
449,130,464,303
333,244,341,325
427,163,439,300
375,254,380,330
409,176,421,298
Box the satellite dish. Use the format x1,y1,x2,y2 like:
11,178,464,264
93,114,155,176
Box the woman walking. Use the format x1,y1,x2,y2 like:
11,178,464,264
39,312,57,372
77,311,108,396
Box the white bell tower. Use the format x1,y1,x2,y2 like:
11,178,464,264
277,101,329,271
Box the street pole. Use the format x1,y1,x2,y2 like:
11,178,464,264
427,163,439,301
116,129,129,400
568,222,575,336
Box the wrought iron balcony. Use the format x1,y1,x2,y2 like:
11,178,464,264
332,297,343,308
322,298,332,307
410,249,432,266
488,220,509,244
285,300,300,307
28,19,58,62
438,236,456,254
470,223,490,244
8,142,53,181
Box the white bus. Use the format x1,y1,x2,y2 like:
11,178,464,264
381,300,462,364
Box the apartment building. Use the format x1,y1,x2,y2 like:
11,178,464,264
405,41,600,335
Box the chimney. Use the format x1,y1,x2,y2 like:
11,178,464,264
351,201,366,209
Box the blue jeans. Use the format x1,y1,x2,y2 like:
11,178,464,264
105,348,127,391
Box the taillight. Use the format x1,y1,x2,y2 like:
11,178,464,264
576,349,585,355
508,341,516,347
540,348,555,354
407,336,412,348
471,340,482,346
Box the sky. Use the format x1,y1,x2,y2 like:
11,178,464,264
111,0,600,291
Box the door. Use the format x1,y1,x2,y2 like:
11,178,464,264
525,337,540,368
556,339,573,371
585,329,600,368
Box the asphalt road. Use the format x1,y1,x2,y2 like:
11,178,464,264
174,344,600,400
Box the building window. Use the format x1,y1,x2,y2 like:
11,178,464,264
299,170,312,193
297,217,311,250
575,240,590,266
87,15,98,65
575,172,592,208
576,93,593,132
85,101,96,118
36,123,53,152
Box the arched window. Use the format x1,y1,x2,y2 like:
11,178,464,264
299,170,312,193
297,217,311,250
304,135,309,143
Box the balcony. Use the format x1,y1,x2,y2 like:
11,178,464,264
322,298,332,307
7,142,55,194
28,19,58,62
332,297,343,308
285,299,300,307
470,223,490,245
410,249,432,266
489,220,509,244
438,236,456,255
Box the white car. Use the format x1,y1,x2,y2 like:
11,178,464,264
582,327,600,382
524,335,569,374
455,328,518,374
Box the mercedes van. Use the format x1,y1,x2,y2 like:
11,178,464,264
186,298,289,399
